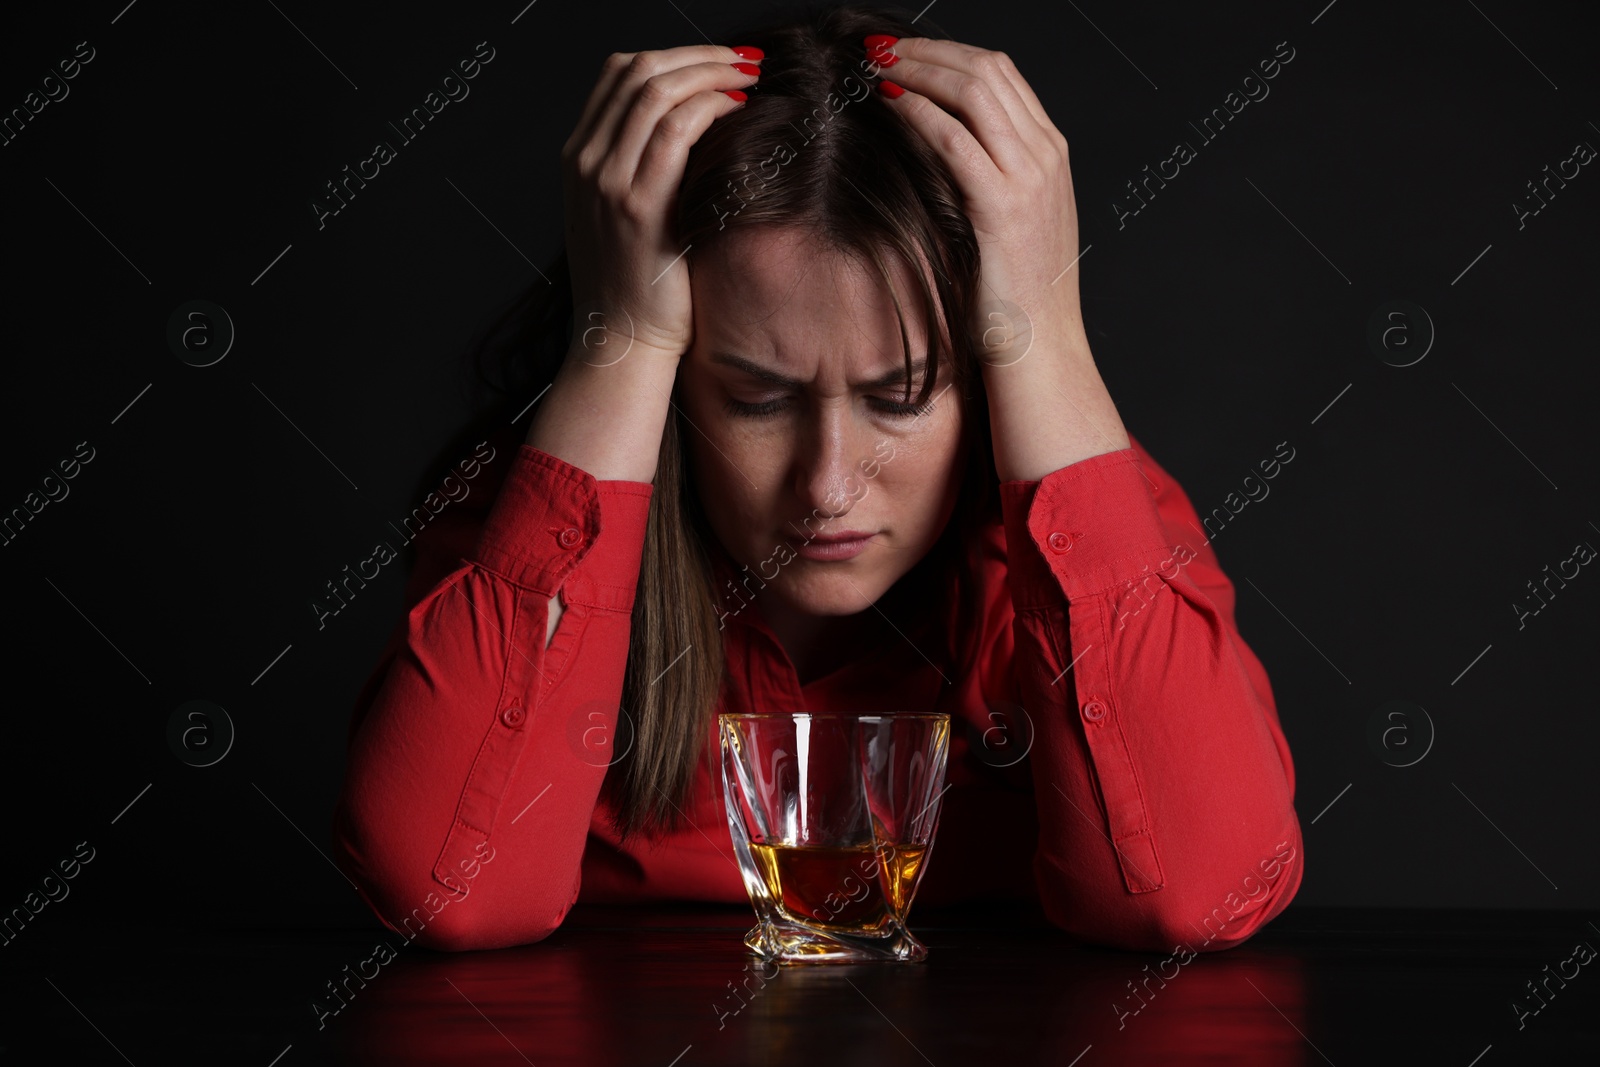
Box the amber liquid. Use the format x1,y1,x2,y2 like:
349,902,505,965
748,842,929,933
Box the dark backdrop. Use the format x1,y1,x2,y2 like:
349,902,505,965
2,0,1594,942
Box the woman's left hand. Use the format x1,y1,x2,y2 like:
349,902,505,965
863,35,1086,367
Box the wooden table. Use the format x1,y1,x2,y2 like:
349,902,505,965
7,904,1594,1064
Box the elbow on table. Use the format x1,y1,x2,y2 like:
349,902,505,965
1037,838,1304,954
331,816,577,952
352,873,576,953
399,896,571,953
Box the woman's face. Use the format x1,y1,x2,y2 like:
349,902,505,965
677,224,967,619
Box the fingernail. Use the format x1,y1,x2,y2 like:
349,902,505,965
721,89,748,102
731,45,764,60
877,79,904,99
732,61,761,76
864,33,899,67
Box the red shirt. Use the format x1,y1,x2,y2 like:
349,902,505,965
331,428,1303,954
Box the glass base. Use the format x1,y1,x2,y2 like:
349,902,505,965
744,917,930,964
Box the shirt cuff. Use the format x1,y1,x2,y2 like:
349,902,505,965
471,445,654,612
999,447,1176,608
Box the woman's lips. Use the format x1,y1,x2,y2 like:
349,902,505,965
791,531,875,561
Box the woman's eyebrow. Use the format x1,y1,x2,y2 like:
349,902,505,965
709,352,929,388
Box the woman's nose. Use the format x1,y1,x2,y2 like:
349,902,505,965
794,402,872,517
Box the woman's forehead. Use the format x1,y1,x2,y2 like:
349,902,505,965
692,226,942,362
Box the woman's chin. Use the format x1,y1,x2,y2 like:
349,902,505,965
766,568,885,617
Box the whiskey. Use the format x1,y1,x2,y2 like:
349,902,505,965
879,841,927,915
719,711,951,962
747,841,929,933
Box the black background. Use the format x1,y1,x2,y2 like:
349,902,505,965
1,0,1594,950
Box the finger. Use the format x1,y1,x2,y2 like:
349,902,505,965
564,51,638,161
871,54,1030,177
875,39,1040,167
589,47,758,172
985,51,1057,141
632,87,747,198
874,84,1004,228
608,57,759,181
877,37,1056,153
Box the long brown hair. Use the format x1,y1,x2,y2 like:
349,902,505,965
465,2,998,839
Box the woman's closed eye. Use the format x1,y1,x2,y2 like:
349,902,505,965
722,394,935,418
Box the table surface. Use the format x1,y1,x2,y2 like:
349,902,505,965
5,904,1596,1065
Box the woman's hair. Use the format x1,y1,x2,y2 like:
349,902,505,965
453,2,999,839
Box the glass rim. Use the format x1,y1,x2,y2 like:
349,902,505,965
717,712,949,721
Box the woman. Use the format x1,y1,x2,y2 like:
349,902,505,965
331,3,1303,954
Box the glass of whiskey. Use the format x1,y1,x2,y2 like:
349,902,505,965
718,712,951,964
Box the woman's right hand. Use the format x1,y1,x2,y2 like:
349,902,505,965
560,45,761,365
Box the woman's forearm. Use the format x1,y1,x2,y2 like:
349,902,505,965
982,324,1130,483
524,341,682,483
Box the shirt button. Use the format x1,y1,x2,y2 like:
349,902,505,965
558,527,582,549
1081,699,1107,723
501,706,526,729
1047,531,1073,553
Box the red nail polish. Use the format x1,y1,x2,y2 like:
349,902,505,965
731,45,764,60
731,61,761,76
864,33,900,68
721,89,748,102
877,79,904,99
